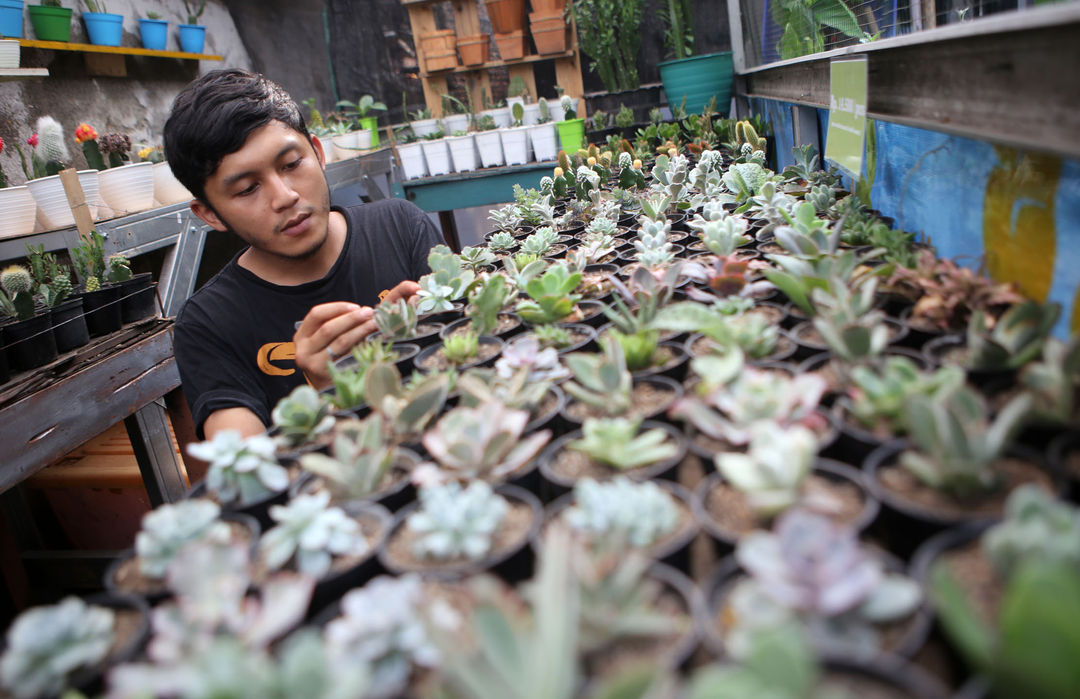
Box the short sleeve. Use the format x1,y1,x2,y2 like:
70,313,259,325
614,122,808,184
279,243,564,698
405,202,444,279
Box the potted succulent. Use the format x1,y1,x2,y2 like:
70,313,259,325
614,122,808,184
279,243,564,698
418,123,451,177
178,0,206,53
24,116,105,228
500,102,532,165
526,98,559,161
657,1,733,114
79,125,157,217
555,94,585,153
393,126,428,180
473,113,505,168
185,429,292,527
79,0,121,46
28,0,72,42
408,106,441,139
0,264,58,370
25,244,88,352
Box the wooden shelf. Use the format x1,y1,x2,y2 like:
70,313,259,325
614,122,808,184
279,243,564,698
421,50,576,77
17,39,221,61
0,67,49,81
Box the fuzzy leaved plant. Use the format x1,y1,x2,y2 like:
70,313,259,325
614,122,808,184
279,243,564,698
260,491,368,578
722,162,767,203
135,498,231,579
421,400,551,481
416,245,476,314
697,216,751,256
488,204,523,234
715,422,819,518
570,416,679,471
458,246,496,272
515,263,583,325
0,597,114,699
563,335,633,416
633,218,676,269
982,485,1080,579
563,477,679,548
299,415,397,500
364,361,450,439
187,430,289,506
0,265,35,320
271,384,336,449
901,383,1031,499
965,300,1060,371
729,509,922,658
407,480,508,561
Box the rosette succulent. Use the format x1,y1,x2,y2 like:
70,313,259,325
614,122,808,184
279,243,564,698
271,385,336,449
299,415,398,499
421,400,551,480
135,499,232,579
407,480,509,561
563,477,679,548
569,416,679,471
187,430,289,506
496,335,569,383
259,491,369,578
982,485,1080,578
715,422,819,518
416,245,476,314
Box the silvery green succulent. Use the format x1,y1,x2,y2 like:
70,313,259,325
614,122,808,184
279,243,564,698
806,183,837,215
563,335,633,416
0,597,114,699
697,216,751,256
416,245,477,314
982,485,1080,579
324,574,441,698
187,430,289,506
259,491,369,578
740,181,795,224
374,298,419,340
583,215,618,239
653,299,778,359
773,201,840,260
457,366,550,413
496,334,570,382
965,300,1060,371
715,422,819,517
731,509,922,657
604,263,682,335
272,384,336,448
530,198,558,228
487,231,517,252
135,498,232,579
421,400,551,480
519,227,559,257
299,415,397,499
810,278,889,363
634,218,676,269
847,357,965,433
466,274,510,337
723,162,768,203
570,416,679,471
407,480,509,561
459,245,497,271
364,361,451,439
1020,334,1080,424
651,153,690,205
488,204,522,233
563,477,679,548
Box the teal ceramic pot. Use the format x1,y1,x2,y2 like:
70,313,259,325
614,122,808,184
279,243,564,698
658,51,734,116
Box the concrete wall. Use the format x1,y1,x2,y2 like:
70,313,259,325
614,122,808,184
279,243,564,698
0,0,251,186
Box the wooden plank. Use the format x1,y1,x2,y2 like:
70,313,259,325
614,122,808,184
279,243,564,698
125,400,187,505
0,68,49,82
422,49,575,77
508,63,536,102
451,0,482,37
17,38,221,60
57,169,94,241
84,52,126,77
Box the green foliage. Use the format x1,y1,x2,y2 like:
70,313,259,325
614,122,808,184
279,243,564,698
570,416,679,470
107,253,132,283
772,0,873,61
421,400,551,480
183,0,207,25
271,385,336,449
416,245,477,314
609,328,658,372
572,0,643,92
615,104,635,128
364,361,451,438
299,415,397,499
0,265,34,320
442,328,480,365
966,301,1060,371
982,486,1080,580
659,0,695,59
516,264,583,325
467,274,510,337
563,336,633,415
374,298,418,340
72,230,107,282
847,357,965,433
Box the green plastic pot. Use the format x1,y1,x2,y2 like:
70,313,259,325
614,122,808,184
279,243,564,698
360,116,379,147
28,4,72,42
555,118,585,153
658,51,734,116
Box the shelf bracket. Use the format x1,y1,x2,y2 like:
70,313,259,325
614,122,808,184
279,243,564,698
83,52,126,77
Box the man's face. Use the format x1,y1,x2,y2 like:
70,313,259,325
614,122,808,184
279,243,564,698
192,120,331,261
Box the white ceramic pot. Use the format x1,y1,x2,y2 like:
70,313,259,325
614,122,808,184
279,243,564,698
420,138,452,177
330,131,359,161
27,170,101,229
522,103,541,125
528,123,559,162
397,141,427,180
355,128,373,150
499,125,531,166
0,186,38,240
481,107,510,129
442,113,469,135
475,130,505,168
152,162,193,206
411,118,442,139
446,133,479,173
99,162,156,216
0,39,20,69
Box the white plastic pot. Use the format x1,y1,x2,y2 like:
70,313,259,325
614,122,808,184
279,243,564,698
546,98,566,122
480,107,510,129
0,186,37,239
397,141,428,180
330,131,359,161
152,162,193,206
0,39,19,69
99,162,156,216
474,130,505,168
500,125,532,166
528,123,559,162
355,128,373,150
442,113,470,135
27,170,101,229
411,118,442,139
446,133,479,173
420,138,452,176
522,103,542,125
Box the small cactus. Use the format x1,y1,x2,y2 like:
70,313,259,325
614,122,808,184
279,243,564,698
84,276,100,292
34,116,70,177
0,265,35,320
107,254,132,283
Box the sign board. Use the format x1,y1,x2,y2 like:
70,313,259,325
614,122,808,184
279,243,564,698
825,56,868,180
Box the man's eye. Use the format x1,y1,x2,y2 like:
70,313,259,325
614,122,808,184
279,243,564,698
284,157,303,170
236,183,258,196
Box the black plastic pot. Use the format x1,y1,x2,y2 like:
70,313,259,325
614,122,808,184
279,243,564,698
81,285,123,337
439,313,523,341
4,312,57,371
292,446,422,514
115,273,156,323
923,334,1018,389
0,324,9,385
49,296,90,353
330,341,421,383
377,484,542,584
187,478,290,531
559,374,684,431
414,334,503,373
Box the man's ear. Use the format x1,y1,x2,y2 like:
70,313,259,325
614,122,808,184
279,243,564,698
310,134,327,169
190,199,229,232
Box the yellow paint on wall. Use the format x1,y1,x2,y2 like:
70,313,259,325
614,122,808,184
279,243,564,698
1072,286,1080,333
982,148,1061,302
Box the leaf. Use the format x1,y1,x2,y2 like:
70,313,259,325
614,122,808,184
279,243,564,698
929,561,995,670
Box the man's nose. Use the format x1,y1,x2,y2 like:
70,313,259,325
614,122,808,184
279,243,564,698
268,172,300,210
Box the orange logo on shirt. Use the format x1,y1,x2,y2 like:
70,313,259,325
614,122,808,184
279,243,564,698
257,342,296,376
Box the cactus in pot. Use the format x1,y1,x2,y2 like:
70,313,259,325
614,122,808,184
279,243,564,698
0,265,36,320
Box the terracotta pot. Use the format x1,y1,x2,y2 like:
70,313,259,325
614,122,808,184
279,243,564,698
493,29,527,60
484,0,527,34
419,28,455,52
530,0,566,14
529,14,567,54
457,33,490,65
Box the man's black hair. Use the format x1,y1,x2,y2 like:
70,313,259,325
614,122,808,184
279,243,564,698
163,69,309,203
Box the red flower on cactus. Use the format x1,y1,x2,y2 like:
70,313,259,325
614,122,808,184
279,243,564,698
27,134,38,148
74,123,98,144
0,136,4,155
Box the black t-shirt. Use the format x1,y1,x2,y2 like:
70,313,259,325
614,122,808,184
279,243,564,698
174,199,443,437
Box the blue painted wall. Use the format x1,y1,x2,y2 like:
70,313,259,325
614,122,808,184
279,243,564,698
750,97,1080,337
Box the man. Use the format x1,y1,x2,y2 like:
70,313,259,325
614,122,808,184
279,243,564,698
165,69,443,440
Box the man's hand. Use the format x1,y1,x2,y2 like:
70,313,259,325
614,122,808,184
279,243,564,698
294,302,376,389
382,279,421,305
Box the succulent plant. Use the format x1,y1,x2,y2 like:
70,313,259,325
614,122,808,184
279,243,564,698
324,575,441,698
271,384,336,449
965,300,1060,371
187,430,289,506
503,253,546,291
982,485,1080,579
723,162,768,203
487,231,517,252
563,335,633,416
847,357,964,433
697,216,752,256
569,416,679,471
519,227,559,257
900,384,1031,499
32,115,70,177
583,215,619,239
458,245,496,271
421,400,551,481
299,415,397,499
259,491,368,578
84,275,101,292
373,298,419,341
457,366,551,413
135,499,232,579
680,255,772,298
364,361,451,439
466,274,510,337
609,328,659,371
441,328,480,365
563,477,679,548
496,334,569,382
773,201,838,258
732,509,922,655
805,183,836,215
39,269,72,308
603,263,682,336
780,143,835,186
740,181,795,224
407,480,509,561
1020,334,1080,425
488,204,522,233
416,245,476,314
107,253,133,283
515,263,583,325
532,323,575,349
715,422,819,518
687,624,830,699
810,278,889,363
633,218,676,269
763,246,869,316
327,341,397,410
0,265,35,320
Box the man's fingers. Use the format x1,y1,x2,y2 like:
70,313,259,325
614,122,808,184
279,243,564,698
296,306,372,352
326,319,378,359
295,302,367,336
383,280,421,304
